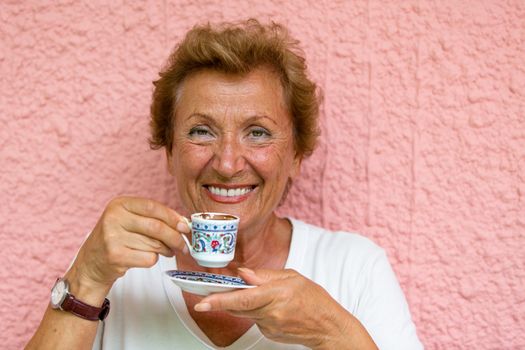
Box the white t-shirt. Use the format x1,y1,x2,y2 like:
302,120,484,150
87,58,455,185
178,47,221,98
94,218,423,349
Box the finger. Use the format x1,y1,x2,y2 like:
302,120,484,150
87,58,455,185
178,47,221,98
238,268,298,286
120,197,187,231
123,232,173,257
176,216,191,234
224,308,266,320
122,250,160,268
195,286,272,313
121,214,188,253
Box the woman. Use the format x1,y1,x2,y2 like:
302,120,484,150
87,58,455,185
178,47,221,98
27,20,422,349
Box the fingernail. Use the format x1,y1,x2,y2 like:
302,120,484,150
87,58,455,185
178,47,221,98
176,221,190,233
194,302,211,312
182,245,189,255
238,267,254,275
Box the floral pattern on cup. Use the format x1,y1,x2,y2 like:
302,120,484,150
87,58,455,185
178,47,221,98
192,231,236,254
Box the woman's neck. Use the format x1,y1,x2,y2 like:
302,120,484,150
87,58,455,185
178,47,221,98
232,214,292,270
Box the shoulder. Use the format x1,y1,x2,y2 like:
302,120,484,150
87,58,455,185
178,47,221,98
288,219,423,349
287,218,390,300
289,218,386,266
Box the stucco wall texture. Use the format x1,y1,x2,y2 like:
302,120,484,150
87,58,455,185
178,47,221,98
1,1,523,349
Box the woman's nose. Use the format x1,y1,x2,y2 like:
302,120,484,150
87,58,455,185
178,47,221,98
211,135,246,177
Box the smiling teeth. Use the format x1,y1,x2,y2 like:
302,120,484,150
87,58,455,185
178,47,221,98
208,186,252,197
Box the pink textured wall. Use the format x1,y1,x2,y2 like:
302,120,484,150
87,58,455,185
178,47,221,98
1,1,524,348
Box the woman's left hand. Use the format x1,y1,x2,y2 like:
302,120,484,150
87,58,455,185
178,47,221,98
194,268,378,350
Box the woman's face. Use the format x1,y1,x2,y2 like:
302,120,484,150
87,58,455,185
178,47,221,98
168,67,301,230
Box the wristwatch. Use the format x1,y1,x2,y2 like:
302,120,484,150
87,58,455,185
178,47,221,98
50,277,110,321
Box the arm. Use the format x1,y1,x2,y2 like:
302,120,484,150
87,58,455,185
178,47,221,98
25,268,110,350
25,197,190,350
194,268,378,350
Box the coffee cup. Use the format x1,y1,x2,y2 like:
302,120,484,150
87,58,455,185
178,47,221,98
179,212,240,268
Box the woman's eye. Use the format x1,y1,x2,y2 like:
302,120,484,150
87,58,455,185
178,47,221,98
189,126,214,139
248,127,271,139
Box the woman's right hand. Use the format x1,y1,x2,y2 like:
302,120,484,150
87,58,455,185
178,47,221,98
65,196,190,301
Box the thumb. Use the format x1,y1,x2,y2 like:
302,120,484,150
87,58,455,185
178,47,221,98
237,267,297,286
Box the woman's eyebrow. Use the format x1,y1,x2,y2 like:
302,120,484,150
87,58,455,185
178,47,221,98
185,113,214,122
244,115,278,126
186,113,279,126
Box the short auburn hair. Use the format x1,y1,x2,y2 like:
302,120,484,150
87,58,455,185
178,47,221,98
149,19,320,157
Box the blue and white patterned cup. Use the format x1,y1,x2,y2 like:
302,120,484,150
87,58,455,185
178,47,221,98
187,212,240,268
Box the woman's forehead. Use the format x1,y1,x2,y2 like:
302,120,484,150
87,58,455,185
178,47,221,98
174,68,290,123
183,68,283,98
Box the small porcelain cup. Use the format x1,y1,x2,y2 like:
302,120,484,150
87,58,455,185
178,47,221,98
180,213,240,268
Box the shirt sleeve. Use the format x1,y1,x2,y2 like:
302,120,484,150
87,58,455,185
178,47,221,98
353,250,424,350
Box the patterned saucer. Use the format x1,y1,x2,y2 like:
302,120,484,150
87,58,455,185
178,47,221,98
165,270,255,296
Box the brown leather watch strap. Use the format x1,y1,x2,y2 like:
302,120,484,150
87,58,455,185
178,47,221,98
61,294,110,321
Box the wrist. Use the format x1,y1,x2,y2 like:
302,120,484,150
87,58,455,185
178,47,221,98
315,309,376,350
313,313,352,350
64,267,112,307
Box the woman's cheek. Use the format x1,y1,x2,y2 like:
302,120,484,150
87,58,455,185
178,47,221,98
248,143,294,172
177,143,214,171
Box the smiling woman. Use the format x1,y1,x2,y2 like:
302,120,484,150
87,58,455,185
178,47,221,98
169,68,300,236
26,19,423,350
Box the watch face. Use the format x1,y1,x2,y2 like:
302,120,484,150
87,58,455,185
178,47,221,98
51,280,67,307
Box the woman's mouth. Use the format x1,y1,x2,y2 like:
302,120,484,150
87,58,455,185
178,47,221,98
204,185,256,203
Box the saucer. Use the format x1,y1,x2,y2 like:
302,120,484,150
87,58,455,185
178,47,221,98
165,270,255,296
